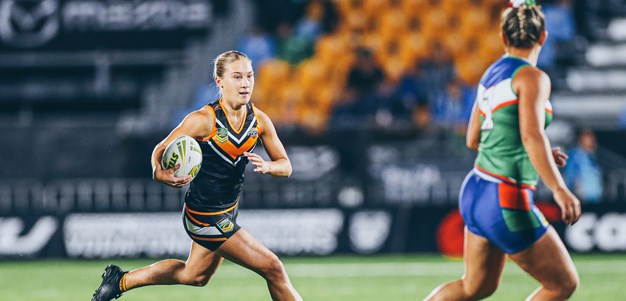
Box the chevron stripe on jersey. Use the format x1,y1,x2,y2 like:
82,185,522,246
202,99,261,165
476,79,517,116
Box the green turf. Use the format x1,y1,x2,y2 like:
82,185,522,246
0,254,624,300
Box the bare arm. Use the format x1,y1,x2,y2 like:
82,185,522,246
516,67,581,224
466,101,481,151
244,108,292,177
151,109,214,187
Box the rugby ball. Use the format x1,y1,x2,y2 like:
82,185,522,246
161,135,203,179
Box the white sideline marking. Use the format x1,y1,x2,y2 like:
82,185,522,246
214,261,626,279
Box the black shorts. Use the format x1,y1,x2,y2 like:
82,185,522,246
182,201,241,251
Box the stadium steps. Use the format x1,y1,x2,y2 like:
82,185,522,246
117,0,255,134
555,17,626,129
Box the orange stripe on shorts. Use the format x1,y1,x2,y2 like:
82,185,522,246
191,235,227,242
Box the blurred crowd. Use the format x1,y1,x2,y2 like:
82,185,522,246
177,0,620,135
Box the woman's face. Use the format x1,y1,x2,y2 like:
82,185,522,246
217,59,254,107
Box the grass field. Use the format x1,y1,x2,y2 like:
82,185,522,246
1,254,624,301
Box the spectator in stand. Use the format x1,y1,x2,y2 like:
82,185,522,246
539,0,578,75
430,78,475,132
564,128,603,203
294,1,322,41
237,25,277,69
394,63,429,128
419,42,457,103
331,47,388,125
319,0,339,34
276,22,314,65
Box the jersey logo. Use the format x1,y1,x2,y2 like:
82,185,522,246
249,128,258,138
216,218,234,233
215,127,229,144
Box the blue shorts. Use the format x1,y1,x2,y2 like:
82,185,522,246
459,169,550,254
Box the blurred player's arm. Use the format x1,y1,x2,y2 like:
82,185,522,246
245,108,292,177
517,66,580,225
151,109,214,187
466,101,481,151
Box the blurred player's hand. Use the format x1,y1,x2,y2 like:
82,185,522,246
553,188,581,225
552,147,568,167
154,163,192,188
244,152,270,174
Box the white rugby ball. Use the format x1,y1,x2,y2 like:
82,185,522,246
161,135,203,179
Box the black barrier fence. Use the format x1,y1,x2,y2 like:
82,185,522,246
0,206,454,258
0,204,622,259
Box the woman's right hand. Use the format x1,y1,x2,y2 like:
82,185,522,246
153,164,192,188
553,188,582,225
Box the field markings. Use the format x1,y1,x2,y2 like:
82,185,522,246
214,261,626,279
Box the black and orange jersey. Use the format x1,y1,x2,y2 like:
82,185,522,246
185,99,262,211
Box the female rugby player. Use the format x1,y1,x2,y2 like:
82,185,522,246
92,50,303,301
425,1,580,300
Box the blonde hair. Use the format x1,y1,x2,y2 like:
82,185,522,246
501,4,545,49
213,50,250,80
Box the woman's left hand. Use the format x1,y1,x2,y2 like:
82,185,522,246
244,152,271,174
552,147,568,167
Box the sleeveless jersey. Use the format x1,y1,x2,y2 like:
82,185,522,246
185,99,262,211
474,56,553,187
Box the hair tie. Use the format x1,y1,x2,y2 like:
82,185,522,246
509,0,536,8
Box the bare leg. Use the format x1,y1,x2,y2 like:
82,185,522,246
509,227,579,301
216,228,302,301
124,241,223,289
425,228,506,301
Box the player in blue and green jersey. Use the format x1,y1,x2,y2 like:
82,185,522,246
426,1,581,301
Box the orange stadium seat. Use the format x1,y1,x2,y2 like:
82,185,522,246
377,8,408,38
363,0,388,17
261,0,509,129
279,81,305,108
456,56,488,84
338,8,368,32
296,58,328,93
401,0,430,13
334,0,365,17
444,31,472,58
360,33,391,60
441,0,470,14
421,7,448,38
315,34,351,63
460,7,490,34
400,31,431,63
295,99,330,133
256,59,292,86
381,54,409,83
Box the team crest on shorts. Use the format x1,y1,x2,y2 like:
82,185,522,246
215,127,229,144
216,218,235,233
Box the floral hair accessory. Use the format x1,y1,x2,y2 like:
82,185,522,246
509,0,537,7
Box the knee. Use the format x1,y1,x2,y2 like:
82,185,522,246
558,273,579,298
463,279,499,300
259,255,287,283
180,274,211,287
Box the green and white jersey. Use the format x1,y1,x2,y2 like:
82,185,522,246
474,56,553,188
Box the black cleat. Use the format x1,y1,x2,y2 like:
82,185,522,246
91,264,127,301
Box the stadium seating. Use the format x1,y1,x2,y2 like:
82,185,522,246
253,0,504,130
